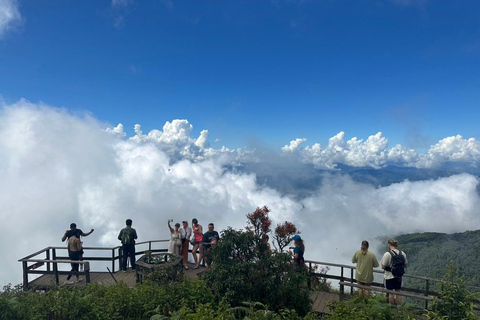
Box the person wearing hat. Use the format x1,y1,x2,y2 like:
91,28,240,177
167,220,182,255
289,234,305,268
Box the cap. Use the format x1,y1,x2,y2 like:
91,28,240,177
292,235,301,241
175,223,180,227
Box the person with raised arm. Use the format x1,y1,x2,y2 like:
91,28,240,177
167,220,182,255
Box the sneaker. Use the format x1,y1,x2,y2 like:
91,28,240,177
76,278,83,282
64,280,74,285
122,269,127,273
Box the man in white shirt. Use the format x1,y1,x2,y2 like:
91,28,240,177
381,239,408,305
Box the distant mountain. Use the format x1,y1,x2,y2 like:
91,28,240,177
376,230,480,287
229,162,480,198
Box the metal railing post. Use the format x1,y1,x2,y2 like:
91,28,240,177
112,248,115,273
340,267,344,295
425,279,430,309
46,249,51,272
52,248,59,285
350,268,354,295
84,262,91,283
308,262,312,290
22,261,28,290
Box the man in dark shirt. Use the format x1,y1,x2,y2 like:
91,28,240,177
202,223,220,270
61,223,94,271
61,223,94,242
118,219,138,272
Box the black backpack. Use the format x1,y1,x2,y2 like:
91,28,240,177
389,250,406,278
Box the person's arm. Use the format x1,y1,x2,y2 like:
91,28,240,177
81,229,94,237
133,229,138,240
352,252,357,264
373,255,379,268
62,230,69,242
168,221,173,233
198,225,203,234
118,229,123,241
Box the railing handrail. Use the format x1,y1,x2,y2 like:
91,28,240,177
305,259,480,290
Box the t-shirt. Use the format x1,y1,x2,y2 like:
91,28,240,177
180,227,192,240
202,231,220,249
381,249,408,280
352,250,379,284
118,227,138,245
66,229,83,239
293,247,304,266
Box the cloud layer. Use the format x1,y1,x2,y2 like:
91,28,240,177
1,99,480,286
282,132,480,170
0,0,21,39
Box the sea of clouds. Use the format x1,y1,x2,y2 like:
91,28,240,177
1,99,480,286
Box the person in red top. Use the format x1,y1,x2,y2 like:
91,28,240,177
191,218,203,269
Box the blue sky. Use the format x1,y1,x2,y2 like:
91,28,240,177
1,0,479,150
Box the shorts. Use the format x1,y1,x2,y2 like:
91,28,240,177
385,277,402,290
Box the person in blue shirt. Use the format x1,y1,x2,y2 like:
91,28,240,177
289,234,305,268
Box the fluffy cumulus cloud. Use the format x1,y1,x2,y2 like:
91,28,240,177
0,0,21,39
283,132,480,169
2,99,480,286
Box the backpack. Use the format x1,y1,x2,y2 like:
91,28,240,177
121,228,132,245
389,250,406,278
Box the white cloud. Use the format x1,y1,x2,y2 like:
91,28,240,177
0,0,21,39
284,132,480,169
2,99,480,287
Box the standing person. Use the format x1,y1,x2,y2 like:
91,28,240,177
202,223,220,270
61,223,94,271
381,239,408,305
167,220,182,255
65,235,82,284
191,218,203,269
180,220,192,270
289,234,305,268
118,219,138,272
352,240,379,298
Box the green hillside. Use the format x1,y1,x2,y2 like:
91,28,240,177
377,230,480,287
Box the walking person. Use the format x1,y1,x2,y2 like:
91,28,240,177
61,223,94,271
64,235,82,284
118,219,138,272
167,220,182,255
381,239,408,305
191,218,203,269
180,220,192,269
352,240,379,298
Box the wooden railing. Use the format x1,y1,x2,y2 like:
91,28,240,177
305,259,480,310
18,239,170,290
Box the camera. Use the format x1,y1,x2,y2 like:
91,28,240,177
169,219,173,222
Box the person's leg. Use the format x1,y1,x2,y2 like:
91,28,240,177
130,245,136,270
389,294,395,305
395,290,402,305
192,243,199,267
198,244,204,266
122,246,128,271
182,241,189,267
364,283,372,298
357,281,364,298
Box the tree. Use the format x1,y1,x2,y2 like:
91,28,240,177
273,221,298,252
245,205,272,237
204,227,312,316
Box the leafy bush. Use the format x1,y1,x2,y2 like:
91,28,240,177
203,227,312,316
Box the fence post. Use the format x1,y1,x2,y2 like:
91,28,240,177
112,248,115,273
22,261,28,290
340,267,344,295
308,262,312,290
425,279,430,309
46,249,51,272
350,268,354,295
52,248,59,285
119,247,123,271
84,262,91,283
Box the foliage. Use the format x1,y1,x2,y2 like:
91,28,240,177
246,205,272,237
326,295,422,320
203,227,312,316
273,221,298,252
427,261,478,320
